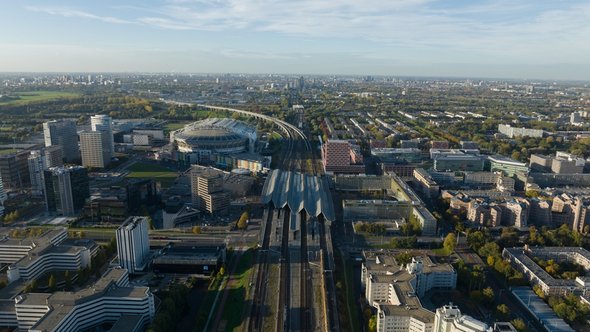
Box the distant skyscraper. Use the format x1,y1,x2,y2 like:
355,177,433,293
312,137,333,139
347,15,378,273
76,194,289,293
116,216,150,273
28,151,46,197
90,114,114,161
43,119,79,162
44,145,64,169
44,166,89,216
80,131,109,168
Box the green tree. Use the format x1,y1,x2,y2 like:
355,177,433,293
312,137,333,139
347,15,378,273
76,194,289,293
510,318,527,332
237,211,249,230
482,287,494,306
192,226,202,234
496,304,509,319
368,315,377,332
443,233,456,253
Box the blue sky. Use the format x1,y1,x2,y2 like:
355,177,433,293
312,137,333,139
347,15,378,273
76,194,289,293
1,0,589,80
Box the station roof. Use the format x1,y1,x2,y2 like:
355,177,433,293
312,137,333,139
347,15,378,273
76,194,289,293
261,170,335,221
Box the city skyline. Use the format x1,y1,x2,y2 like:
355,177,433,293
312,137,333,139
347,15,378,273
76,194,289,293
1,0,590,80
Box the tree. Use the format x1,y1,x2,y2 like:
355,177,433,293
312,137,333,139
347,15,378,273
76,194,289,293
368,315,377,332
482,287,494,306
192,226,202,234
510,318,527,332
443,233,456,253
237,211,249,230
48,274,57,292
497,304,509,318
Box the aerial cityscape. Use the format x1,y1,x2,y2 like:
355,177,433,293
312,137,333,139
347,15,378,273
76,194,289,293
1,1,590,332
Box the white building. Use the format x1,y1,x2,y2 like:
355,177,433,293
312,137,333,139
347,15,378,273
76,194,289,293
80,131,108,168
433,303,491,332
14,268,154,332
362,251,457,332
90,114,114,160
116,216,150,273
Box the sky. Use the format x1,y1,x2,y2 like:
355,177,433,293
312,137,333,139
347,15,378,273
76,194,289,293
1,0,589,80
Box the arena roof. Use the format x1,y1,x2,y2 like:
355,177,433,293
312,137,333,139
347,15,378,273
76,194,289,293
261,169,335,221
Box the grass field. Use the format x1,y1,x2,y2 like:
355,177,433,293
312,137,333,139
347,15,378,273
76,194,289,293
164,122,189,133
0,91,80,106
126,162,179,187
0,149,17,156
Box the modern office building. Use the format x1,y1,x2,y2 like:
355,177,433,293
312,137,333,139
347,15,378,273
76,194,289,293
80,131,109,168
28,151,46,197
488,155,529,177
90,114,114,160
43,119,79,162
362,250,457,332
190,166,230,214
551,152,585,174
44,166,90,216
44,145,64,169
0,150,30,190
14,268,154,332
432,151,484,172
116,216,150,273
433,303,492,332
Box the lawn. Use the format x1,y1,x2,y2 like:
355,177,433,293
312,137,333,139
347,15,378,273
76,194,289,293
126,162,178,179
0,149,17,156
164,122,189,133
0,91,80,106
220,249,254,331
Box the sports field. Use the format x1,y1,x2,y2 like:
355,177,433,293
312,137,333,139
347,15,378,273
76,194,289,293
0,91,80,106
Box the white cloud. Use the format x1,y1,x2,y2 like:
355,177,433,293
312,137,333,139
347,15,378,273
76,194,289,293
25,6,135,25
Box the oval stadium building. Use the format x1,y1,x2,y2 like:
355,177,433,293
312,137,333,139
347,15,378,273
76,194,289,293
170,118,257,163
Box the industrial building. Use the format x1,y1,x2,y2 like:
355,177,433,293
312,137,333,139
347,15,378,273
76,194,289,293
152,244,225,275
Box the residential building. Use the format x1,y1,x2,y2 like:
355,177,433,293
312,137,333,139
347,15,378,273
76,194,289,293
529,154,552,172
503,246,590,297
116,216,150,274
413,168,439,198
459,141,479,150
80,131,109,168
431,141,449,149
322,139,365,174
43,119,79,162
529,199,552,226
44,166,90,216
501,200,529,228
44,145,64,168
551,152,585,174
90,114,114,160
467,202,502,227
498,124,543,138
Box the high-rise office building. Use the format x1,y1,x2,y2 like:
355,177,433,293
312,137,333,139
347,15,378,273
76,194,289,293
44,145,64,169
90,114,114,161
28,151,46,197
43,119,79,162
80,131,109,168
0,150,30,190
190,166,230,214
116,216,150,273
44,166,89,216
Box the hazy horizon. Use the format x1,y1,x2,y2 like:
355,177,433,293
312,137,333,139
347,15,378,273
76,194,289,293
2,0,589,80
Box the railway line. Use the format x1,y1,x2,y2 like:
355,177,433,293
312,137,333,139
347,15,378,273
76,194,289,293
198,104,336,332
